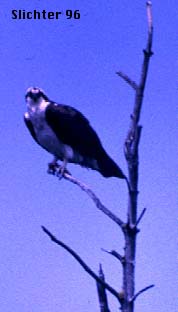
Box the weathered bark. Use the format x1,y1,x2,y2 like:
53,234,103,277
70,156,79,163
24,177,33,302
118,2,153,311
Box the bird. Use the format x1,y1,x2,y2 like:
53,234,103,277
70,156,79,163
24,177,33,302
24,87,125,179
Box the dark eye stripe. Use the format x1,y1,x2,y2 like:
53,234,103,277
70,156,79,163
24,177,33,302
25,89,49,101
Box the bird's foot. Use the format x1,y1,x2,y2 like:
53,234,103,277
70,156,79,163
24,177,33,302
47,162,59,175
56,166,71,180
47,162,71,179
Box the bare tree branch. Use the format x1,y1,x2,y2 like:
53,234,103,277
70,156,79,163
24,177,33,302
146,1,153,48
124,2,153,159
42,226,122,303
135,208,147,226
121,2,154,311
96,264,111,312
132,126,142,157
125,0,153,221
48,165,125,229
101,248,125,264
116,71,138,90
116,1,153,98
129,284,155,303
134,2,153,125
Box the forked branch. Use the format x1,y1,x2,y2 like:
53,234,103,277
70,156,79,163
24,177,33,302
129,284,155,303
101,248,125,264
96,264,111,312
42,226,122,303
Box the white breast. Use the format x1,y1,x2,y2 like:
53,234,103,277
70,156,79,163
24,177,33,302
27,99,66,159
26,98,87,164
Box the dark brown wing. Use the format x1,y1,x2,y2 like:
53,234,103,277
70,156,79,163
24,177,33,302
45,103,104,158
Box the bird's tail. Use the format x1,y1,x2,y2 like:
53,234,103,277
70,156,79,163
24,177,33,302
97,152,125,179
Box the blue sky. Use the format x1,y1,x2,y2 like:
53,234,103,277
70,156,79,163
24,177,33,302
0,1,177,311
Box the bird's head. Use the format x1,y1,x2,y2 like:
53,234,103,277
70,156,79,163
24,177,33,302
25,87,49,103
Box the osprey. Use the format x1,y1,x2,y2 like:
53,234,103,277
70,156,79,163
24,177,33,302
24,87,125,179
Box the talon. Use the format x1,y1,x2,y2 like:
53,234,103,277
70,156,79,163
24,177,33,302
56,166,71,179
47,161,59,175
47,158,71,178
56,166,64,179
63,167,71,176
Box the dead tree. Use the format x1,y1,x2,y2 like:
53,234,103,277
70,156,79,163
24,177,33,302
42,2,154,311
